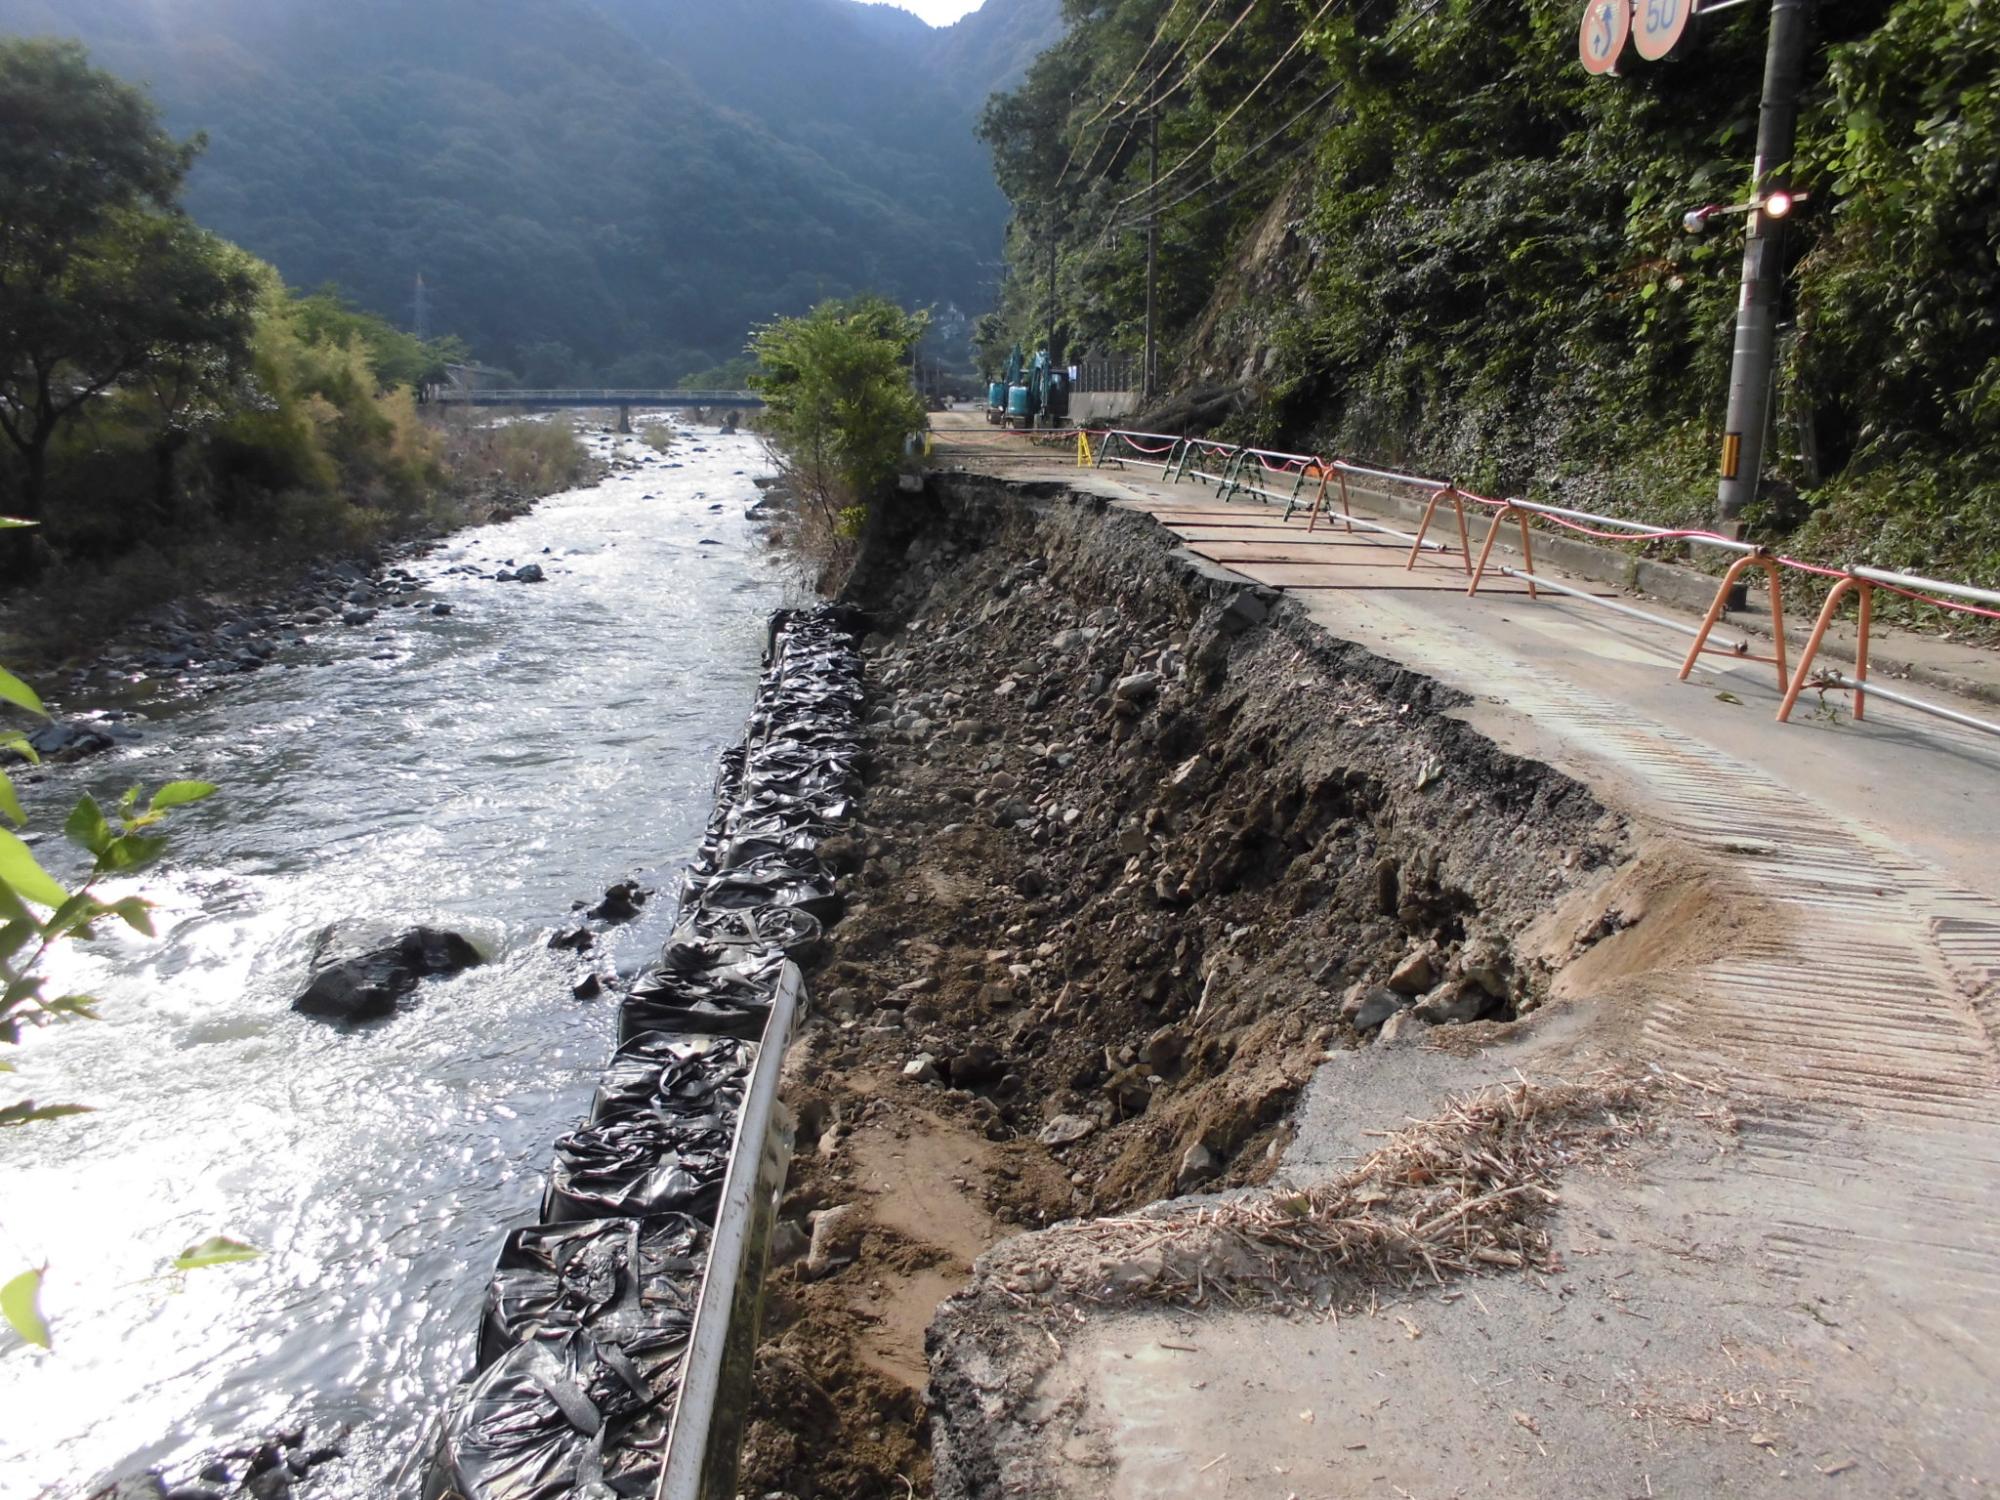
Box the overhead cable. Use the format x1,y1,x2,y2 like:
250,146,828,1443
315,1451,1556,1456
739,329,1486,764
1053,0,1195,188
1110,0,1349,211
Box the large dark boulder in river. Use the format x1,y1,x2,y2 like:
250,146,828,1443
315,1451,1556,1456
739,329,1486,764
293,928,483,1023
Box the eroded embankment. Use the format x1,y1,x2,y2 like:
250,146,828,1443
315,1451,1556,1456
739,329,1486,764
741,476,1637,1499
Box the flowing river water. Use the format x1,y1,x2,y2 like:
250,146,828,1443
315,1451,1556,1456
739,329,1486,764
0,424,794,1497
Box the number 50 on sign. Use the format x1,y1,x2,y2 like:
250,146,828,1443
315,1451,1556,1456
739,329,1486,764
1635,0,1692,58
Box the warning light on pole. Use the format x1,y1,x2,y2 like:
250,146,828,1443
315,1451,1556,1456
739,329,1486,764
1678,190,1808,233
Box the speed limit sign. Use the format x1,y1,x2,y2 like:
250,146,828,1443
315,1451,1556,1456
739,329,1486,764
1578,0,1629,73
1633,0,1692,58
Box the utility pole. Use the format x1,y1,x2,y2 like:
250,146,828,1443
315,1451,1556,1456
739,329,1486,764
1144,81,1159,403
1716,0,1810,528
1046,225,1058,364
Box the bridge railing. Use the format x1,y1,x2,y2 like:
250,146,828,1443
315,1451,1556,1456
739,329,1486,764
433,388,762,403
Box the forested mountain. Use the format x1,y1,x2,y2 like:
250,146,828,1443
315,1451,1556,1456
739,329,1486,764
0,0,1063,380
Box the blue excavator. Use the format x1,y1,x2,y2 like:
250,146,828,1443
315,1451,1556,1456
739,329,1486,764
986,344,1069,430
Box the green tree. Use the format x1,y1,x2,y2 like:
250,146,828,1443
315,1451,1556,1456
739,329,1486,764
0,40,254,541
750,295,929,525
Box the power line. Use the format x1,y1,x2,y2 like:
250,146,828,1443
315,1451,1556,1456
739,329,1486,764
1092,0,1242,136
1107,80,1342,233
1111,0,1349,211
1065,0,1257,217
1103,0,1469,230
1053,0,1197,189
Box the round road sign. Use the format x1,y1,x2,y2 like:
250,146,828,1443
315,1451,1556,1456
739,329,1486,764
1633,0,1692,59
1579,0,1629,73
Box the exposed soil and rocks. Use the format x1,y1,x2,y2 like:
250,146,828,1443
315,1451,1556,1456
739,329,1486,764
738,475,1634,1498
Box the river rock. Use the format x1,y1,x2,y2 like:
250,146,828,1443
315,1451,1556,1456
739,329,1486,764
586,881,645,922
292,928,483,1023
1112,671,1160,706
21,721,119,762
1413,979,1495,1026
1387,946,1437,996
1342,984,1409,1032
1175,1141,1219,1192
804,1202,866,1279
512,563,546,583
948,1041,1005,1087
1038,1113,1096,1147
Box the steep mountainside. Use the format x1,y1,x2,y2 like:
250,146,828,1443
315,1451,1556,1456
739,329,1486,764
979,0,1999,595
0,0,1065,377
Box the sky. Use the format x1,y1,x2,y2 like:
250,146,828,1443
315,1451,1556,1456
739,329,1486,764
871,0,986,23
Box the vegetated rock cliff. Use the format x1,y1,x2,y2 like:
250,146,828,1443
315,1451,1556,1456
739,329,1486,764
734,472,1626,1497
984,0,2000,602
1178,168,1316,395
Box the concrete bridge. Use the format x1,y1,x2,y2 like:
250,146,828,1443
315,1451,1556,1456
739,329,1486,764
429,388,764,410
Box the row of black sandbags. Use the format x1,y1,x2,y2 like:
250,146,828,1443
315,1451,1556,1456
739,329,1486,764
424,606,865,1500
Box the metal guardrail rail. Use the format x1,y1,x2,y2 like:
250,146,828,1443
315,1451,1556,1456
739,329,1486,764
657,965,804,1500
1044,424,2000,746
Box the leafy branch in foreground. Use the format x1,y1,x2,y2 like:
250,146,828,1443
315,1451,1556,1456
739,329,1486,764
0,656,252,1350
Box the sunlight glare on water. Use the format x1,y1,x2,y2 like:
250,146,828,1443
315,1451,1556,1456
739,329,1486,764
0,422,796,1497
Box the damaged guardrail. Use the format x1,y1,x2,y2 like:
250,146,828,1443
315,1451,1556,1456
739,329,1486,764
422,605,865,1500
1062,425,2000,745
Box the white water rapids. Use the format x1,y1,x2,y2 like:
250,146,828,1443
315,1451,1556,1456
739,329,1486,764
0,423,794,1496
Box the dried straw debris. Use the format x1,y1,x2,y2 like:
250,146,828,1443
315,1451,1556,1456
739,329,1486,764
989,1066,1720,1314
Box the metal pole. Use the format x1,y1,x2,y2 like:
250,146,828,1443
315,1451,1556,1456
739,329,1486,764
1144,85,1159,402
1716,0,1810,527
1046,227,1057,364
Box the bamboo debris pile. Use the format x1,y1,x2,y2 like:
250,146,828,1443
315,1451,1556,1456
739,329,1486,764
995,1069,1697,1313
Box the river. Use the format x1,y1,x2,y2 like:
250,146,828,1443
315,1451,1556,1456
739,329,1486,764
0,423,794,1497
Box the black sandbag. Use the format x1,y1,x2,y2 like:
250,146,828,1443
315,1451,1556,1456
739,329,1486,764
738,759,859,800
712,803,847,850
590,1032,754,1126
617,989,774,1044
681,864,843,927
669,905,823,963
714,830,822,872
425,1332,685,1500
624,948,786,1012
544,1115,735,1222
479,1215,706,1367
729,784,855,826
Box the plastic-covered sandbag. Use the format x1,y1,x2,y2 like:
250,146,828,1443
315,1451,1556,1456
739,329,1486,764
479,1215,706,1367
620,944,787,1034
425,1333,684,1499
617,978,780,1044
668,907,823,966
713,802,847,850
590,1032,754,1127
738,758,859,801
544,1115,735,1222
728,784,855,826
681,861,842,927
